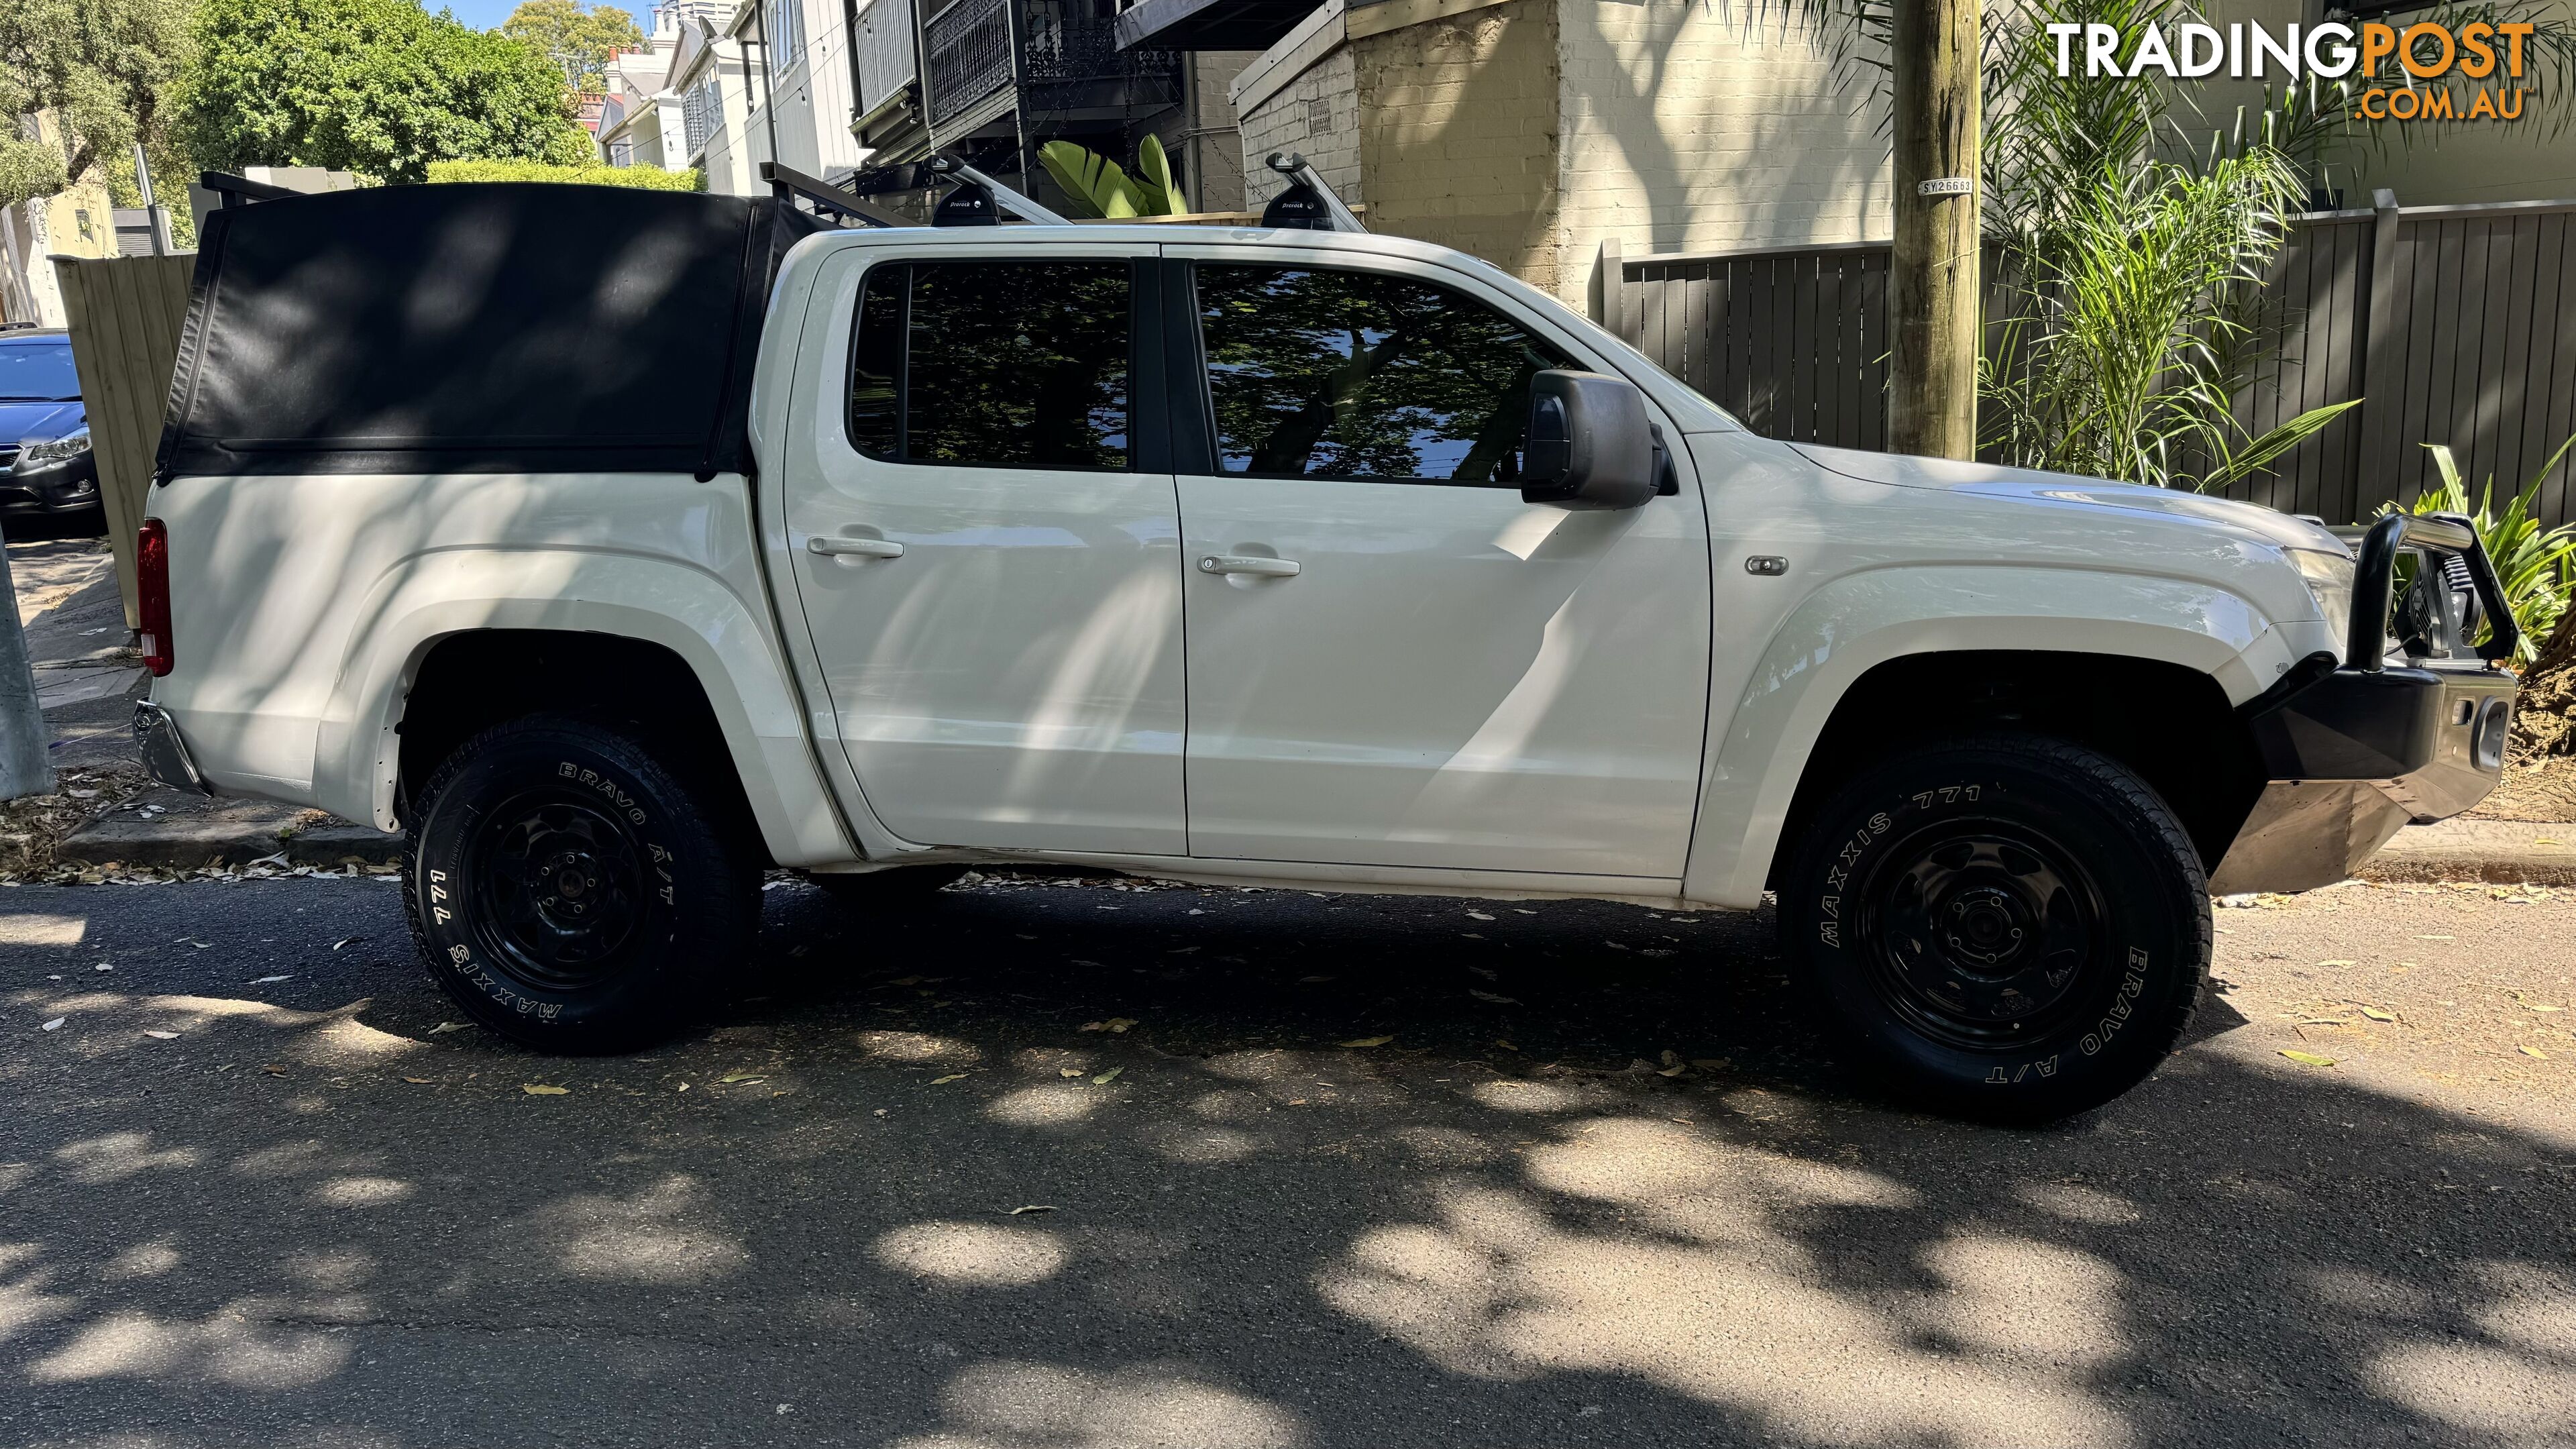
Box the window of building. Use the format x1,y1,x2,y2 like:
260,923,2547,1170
767,0,804,70
847,261,1132,470
1193,265,1570,485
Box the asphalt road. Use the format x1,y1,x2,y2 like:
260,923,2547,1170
1,873,2571,1448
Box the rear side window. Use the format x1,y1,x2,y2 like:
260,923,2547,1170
1193,264,1570,484
846,260,1132,470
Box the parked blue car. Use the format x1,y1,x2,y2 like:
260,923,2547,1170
0,327,103,534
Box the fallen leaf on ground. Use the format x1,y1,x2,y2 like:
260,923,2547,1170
1469,989,1520,1005
2280,1050,2337,1068
248,975,292,985
2521,1045,2549,1059
718,1072,766,1085
427,1022,466,1035
331,938,360,951
1492,1039,1519,1051
1091,1067,1124,1085
2316,959,2358,968
143,1030,179,1040
262,1064,287,1075
1080,1018,1136,1033
930,1073,969,1084
1340,1035,1393,1048
2359,1006,2398,1022
180,939,211,949
1059,1067,1084,1078
1007,1204,1057,1215
522,1084,570,1095
1466,910,1495,921
401,1076,431,1084
41,1018,65,1032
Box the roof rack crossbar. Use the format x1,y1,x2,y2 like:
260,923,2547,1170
926,156,1072,226
1261,152,1366,233
199,172,301,208
760,162,912,228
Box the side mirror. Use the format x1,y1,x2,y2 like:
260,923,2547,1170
1518,370,1659,511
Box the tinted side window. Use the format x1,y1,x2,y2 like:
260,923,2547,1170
845,260,1132,470
1194,265,1570,484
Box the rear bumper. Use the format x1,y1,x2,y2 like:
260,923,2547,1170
2209,661,2515,894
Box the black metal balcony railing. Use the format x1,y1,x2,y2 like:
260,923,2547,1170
924,0,1012,125
922,0,1181,129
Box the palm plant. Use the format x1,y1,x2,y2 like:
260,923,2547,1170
2385,436,2576,666
1786,0,2575,490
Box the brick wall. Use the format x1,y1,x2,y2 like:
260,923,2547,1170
1354,0,1565,293
1241,46,1362,211
1550,0,1891,307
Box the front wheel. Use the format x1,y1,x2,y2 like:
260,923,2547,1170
402,714,761,1053
1780,735,2210,1123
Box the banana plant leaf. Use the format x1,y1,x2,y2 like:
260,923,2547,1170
1038,140,1146,219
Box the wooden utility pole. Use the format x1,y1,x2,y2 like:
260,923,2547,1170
1888,0,1982,460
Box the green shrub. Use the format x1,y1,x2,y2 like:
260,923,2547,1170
423,159,703,191
2383,436,2576,667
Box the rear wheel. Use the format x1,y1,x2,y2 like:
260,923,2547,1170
1780,735,2209,1123
402,714,760,1053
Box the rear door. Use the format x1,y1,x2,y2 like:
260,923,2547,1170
1165,251,1714,878
777,244,1187,854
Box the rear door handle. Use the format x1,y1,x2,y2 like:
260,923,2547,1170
808,535,905,560
1197,554,1299,578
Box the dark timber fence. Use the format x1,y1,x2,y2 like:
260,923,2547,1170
1595,193,2576,529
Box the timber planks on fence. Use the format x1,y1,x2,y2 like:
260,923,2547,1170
54,253,195,630
1602,196,2576,529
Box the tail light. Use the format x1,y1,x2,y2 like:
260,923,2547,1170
138,519,173,676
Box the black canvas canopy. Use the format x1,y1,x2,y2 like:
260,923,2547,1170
158,183,836,479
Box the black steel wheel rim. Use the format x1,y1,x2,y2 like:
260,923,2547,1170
464,790,649,992
1851,816,2110,1051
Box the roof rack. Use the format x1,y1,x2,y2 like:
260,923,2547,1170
1259,153,1366,233
925,156,1072,227
760,162,914,229
198,172,301,209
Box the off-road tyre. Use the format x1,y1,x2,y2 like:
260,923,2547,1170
402,714,761,1053
1780,734,2210,1123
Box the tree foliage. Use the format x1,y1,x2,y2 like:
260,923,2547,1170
498,0,642,94
176,0,594,184
0,0,195,202
426,157,698,189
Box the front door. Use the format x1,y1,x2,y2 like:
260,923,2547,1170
1171,257,1713,878
780,248,1187,855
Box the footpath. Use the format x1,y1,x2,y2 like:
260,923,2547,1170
7,535,2571,883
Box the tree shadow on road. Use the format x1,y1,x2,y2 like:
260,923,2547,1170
0,877,2569,1448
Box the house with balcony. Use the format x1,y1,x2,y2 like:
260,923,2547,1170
667,11,764,193
846,0,1254,211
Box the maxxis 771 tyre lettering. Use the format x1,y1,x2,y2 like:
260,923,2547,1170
1783,735,2211,1123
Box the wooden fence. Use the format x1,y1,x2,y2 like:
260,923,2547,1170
54,253,195,630
1598,194,2576,530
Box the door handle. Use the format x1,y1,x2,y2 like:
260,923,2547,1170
1197,554,1299,578
808,534,905,560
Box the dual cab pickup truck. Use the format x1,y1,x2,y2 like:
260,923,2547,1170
132,181,2519,1121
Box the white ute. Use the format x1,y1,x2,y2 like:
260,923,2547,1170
131,174,2520,1121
